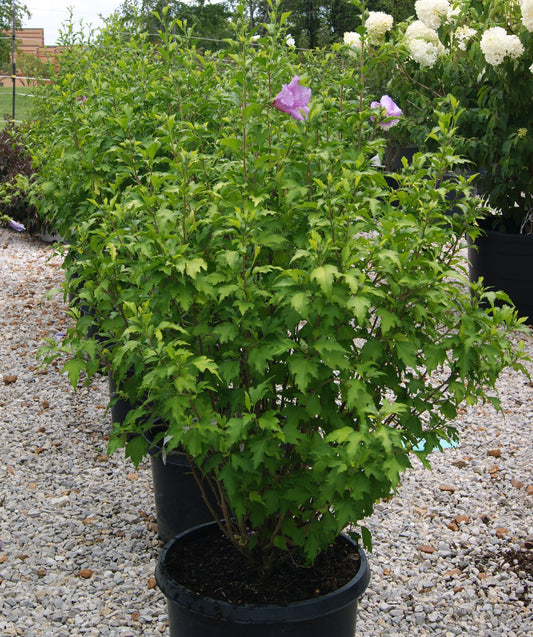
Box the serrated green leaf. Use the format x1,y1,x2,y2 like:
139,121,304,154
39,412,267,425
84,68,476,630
190,356,218,375
310,264,338,295
377,308,399,334
62,359,85,388
290,291,309,316
288,354,318,391
185,258,207,278
125,436,147,468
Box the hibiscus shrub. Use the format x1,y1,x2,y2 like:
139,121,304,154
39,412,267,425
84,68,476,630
36,2,527,572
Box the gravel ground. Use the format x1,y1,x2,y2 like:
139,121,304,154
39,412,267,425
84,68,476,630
0,227,532,637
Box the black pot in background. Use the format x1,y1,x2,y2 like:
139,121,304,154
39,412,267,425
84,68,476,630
68,281,107,345
108,372,138,426
468,226,533,325
146,429,218,544
156,521,371,637
388,144,419,172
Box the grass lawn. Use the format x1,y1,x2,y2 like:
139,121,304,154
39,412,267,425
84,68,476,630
0,86,33,126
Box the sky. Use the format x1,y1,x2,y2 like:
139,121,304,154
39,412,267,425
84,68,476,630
24,2,123,46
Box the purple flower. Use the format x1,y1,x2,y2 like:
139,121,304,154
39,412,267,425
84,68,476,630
8,219,24,232
370,95,402,129
273,76,311,121
77,95,87,102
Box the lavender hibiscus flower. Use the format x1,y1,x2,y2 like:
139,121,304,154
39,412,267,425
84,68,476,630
370,95,402,128
273,75,311,121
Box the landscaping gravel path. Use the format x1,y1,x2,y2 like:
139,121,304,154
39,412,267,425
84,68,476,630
1,227,532,636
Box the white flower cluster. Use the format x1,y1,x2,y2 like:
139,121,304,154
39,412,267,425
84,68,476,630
343,31,362,51
415,0,451,30
405,20,445,68
454,25,476,51
480,26,524,66
365,11,394,44
521,0,533,32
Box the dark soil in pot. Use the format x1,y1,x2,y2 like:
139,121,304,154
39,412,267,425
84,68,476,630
162,522,363,605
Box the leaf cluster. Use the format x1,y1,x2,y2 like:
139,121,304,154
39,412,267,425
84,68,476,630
369,0,533,231
0,122,37,230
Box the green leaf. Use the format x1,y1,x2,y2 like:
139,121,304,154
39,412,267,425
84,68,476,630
377,308,399,334
219,137,241,153
62,359,85,388
347,295,371,323
361,525,373,552
288,354,318,391
190,356,219,376
185,258,207,278
125,436,147,468
212,323,239,343
395,340,418,368
249,380,272,405
290,291,309,317
310,265,338,295
250,438,269,469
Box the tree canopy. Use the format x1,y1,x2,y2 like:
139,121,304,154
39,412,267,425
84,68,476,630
115,0,414,49
0,1,30,66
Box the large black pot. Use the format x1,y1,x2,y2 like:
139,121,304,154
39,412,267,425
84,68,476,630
146,431,217,544
156,521,370,637
468,227,533,324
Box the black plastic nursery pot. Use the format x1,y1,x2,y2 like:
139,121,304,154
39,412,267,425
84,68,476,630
388,144,418,172
108,372,138,426
146,430,218,544
155,521,371,637
468,227,533,325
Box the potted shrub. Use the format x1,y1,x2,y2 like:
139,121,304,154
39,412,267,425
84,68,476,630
37,4,528,635
105,10,524,637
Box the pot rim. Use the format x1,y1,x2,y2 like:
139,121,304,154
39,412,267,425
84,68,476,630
155,521,370,624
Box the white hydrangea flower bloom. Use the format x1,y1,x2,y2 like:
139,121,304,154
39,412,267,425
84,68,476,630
408,37,442,67
406,20,441,43
480,26,524,66
415,0,451,30
521,0,533,32
405,20,444,68
365,11,394,44
455,25,477,51
506,33,525,59
343,31,362,50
